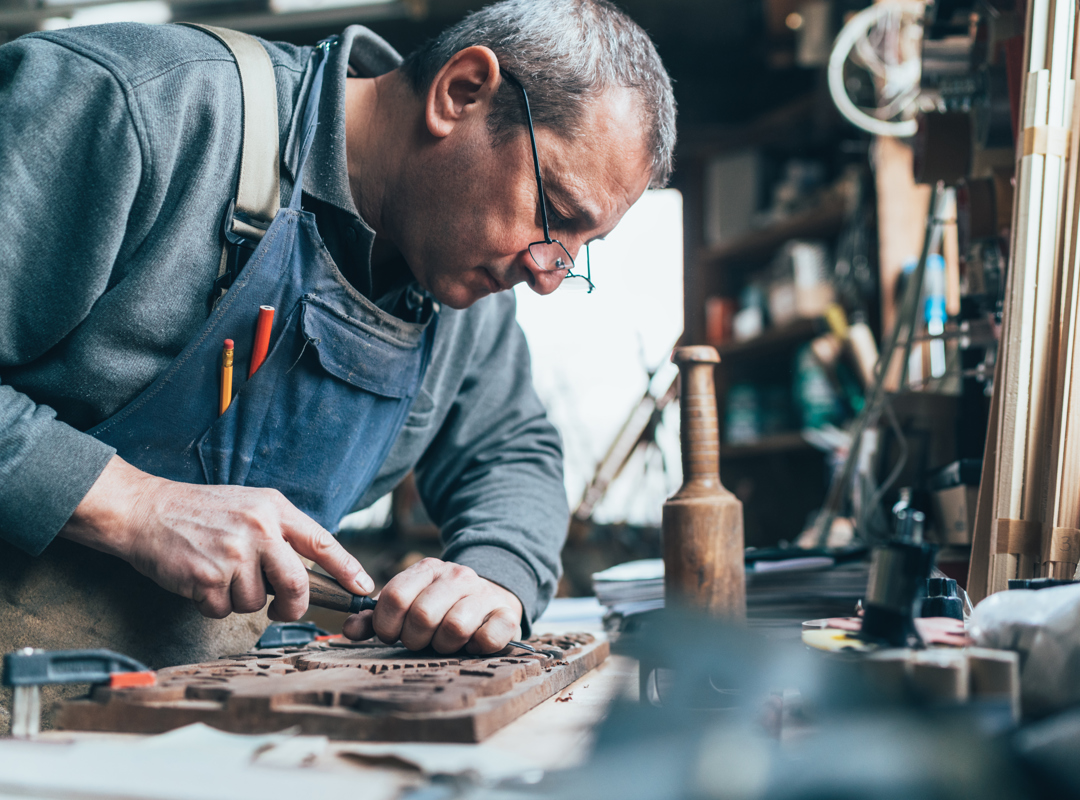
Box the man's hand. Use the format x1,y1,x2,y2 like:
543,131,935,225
60,455,374,621
341,557,523,655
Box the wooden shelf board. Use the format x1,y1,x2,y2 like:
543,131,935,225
704,186,852,268
716,317,826,360
722,432,816,459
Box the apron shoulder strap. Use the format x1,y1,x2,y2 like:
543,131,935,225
181,23,280,242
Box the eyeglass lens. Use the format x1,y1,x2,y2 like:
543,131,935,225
528,241,574,271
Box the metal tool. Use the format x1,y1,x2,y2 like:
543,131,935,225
256,621,331,649
2,648,154,738
505,640,563,659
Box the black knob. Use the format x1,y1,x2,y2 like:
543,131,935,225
921,577,963,620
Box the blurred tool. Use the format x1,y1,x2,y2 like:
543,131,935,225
662,346,745,619
2,648,153,738
827,1,925,137
921,576,963,620
924,253,948,379
860,508,936,647
256,621,330,648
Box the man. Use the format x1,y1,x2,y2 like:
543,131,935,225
0,0,675,683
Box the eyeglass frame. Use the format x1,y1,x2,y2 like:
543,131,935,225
499,69,594,293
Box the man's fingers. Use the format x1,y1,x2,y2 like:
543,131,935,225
229,571,268,616
279,506,373,596
192,584,232,620
342,610,375,641
262,543,309,622
400,577,469,651
466,606,521,655
431,596,488,654
373,559,441,644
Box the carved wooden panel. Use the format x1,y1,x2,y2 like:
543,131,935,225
57,633,607,743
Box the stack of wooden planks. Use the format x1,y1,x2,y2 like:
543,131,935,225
970,0,1080,601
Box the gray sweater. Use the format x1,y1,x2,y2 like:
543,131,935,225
0,23,567,628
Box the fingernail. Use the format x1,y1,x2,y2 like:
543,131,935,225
358,572,374,594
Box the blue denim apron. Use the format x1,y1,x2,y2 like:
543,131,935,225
88,41,437,530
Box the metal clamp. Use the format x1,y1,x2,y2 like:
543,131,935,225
3,648,153,738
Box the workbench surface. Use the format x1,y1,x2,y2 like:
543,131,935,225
0,614,633,800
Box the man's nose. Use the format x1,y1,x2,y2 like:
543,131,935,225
520,253,565,296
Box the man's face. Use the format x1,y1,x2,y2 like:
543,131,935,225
396,85,653,309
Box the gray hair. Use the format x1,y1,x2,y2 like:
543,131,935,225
400,0,676,188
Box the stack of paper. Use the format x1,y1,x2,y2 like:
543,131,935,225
591,559,665,616
591,556,869,623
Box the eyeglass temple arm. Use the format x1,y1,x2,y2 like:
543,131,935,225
500,69,552,243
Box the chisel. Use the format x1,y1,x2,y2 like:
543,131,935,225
276,568,378,614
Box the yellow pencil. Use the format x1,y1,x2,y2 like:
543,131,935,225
220,339,234,416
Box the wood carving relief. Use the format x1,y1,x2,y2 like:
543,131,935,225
57,633,607,743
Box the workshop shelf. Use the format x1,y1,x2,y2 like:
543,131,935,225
703,183,855,269
715,317,827,360
722,432,814,459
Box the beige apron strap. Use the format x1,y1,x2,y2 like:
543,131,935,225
180,23,280,243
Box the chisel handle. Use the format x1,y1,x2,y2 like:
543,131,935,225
265,569,377,614
307,569,377,613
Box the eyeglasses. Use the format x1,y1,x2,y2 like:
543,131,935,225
500,70,594,293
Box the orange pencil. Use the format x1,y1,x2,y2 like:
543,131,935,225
219,339,234,416
249,305,275,378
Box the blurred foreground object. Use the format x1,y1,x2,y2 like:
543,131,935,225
972,583,1080,717
522,610,1035,800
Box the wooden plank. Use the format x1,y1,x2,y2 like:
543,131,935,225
56,634,608,744
969,352,1003,604
1043,6,1080,578
989,67,1047,591
987,0,1039,594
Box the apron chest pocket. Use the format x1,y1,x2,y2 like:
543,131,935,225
197,299,427,527
301,301,420,398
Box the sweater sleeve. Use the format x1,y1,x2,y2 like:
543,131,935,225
0,37,142,554
413,293,568,635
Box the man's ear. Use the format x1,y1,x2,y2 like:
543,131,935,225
425,45,502,139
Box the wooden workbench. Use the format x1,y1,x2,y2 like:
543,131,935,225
0,614,632,800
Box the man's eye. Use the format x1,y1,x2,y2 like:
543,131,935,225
545,204,573,228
